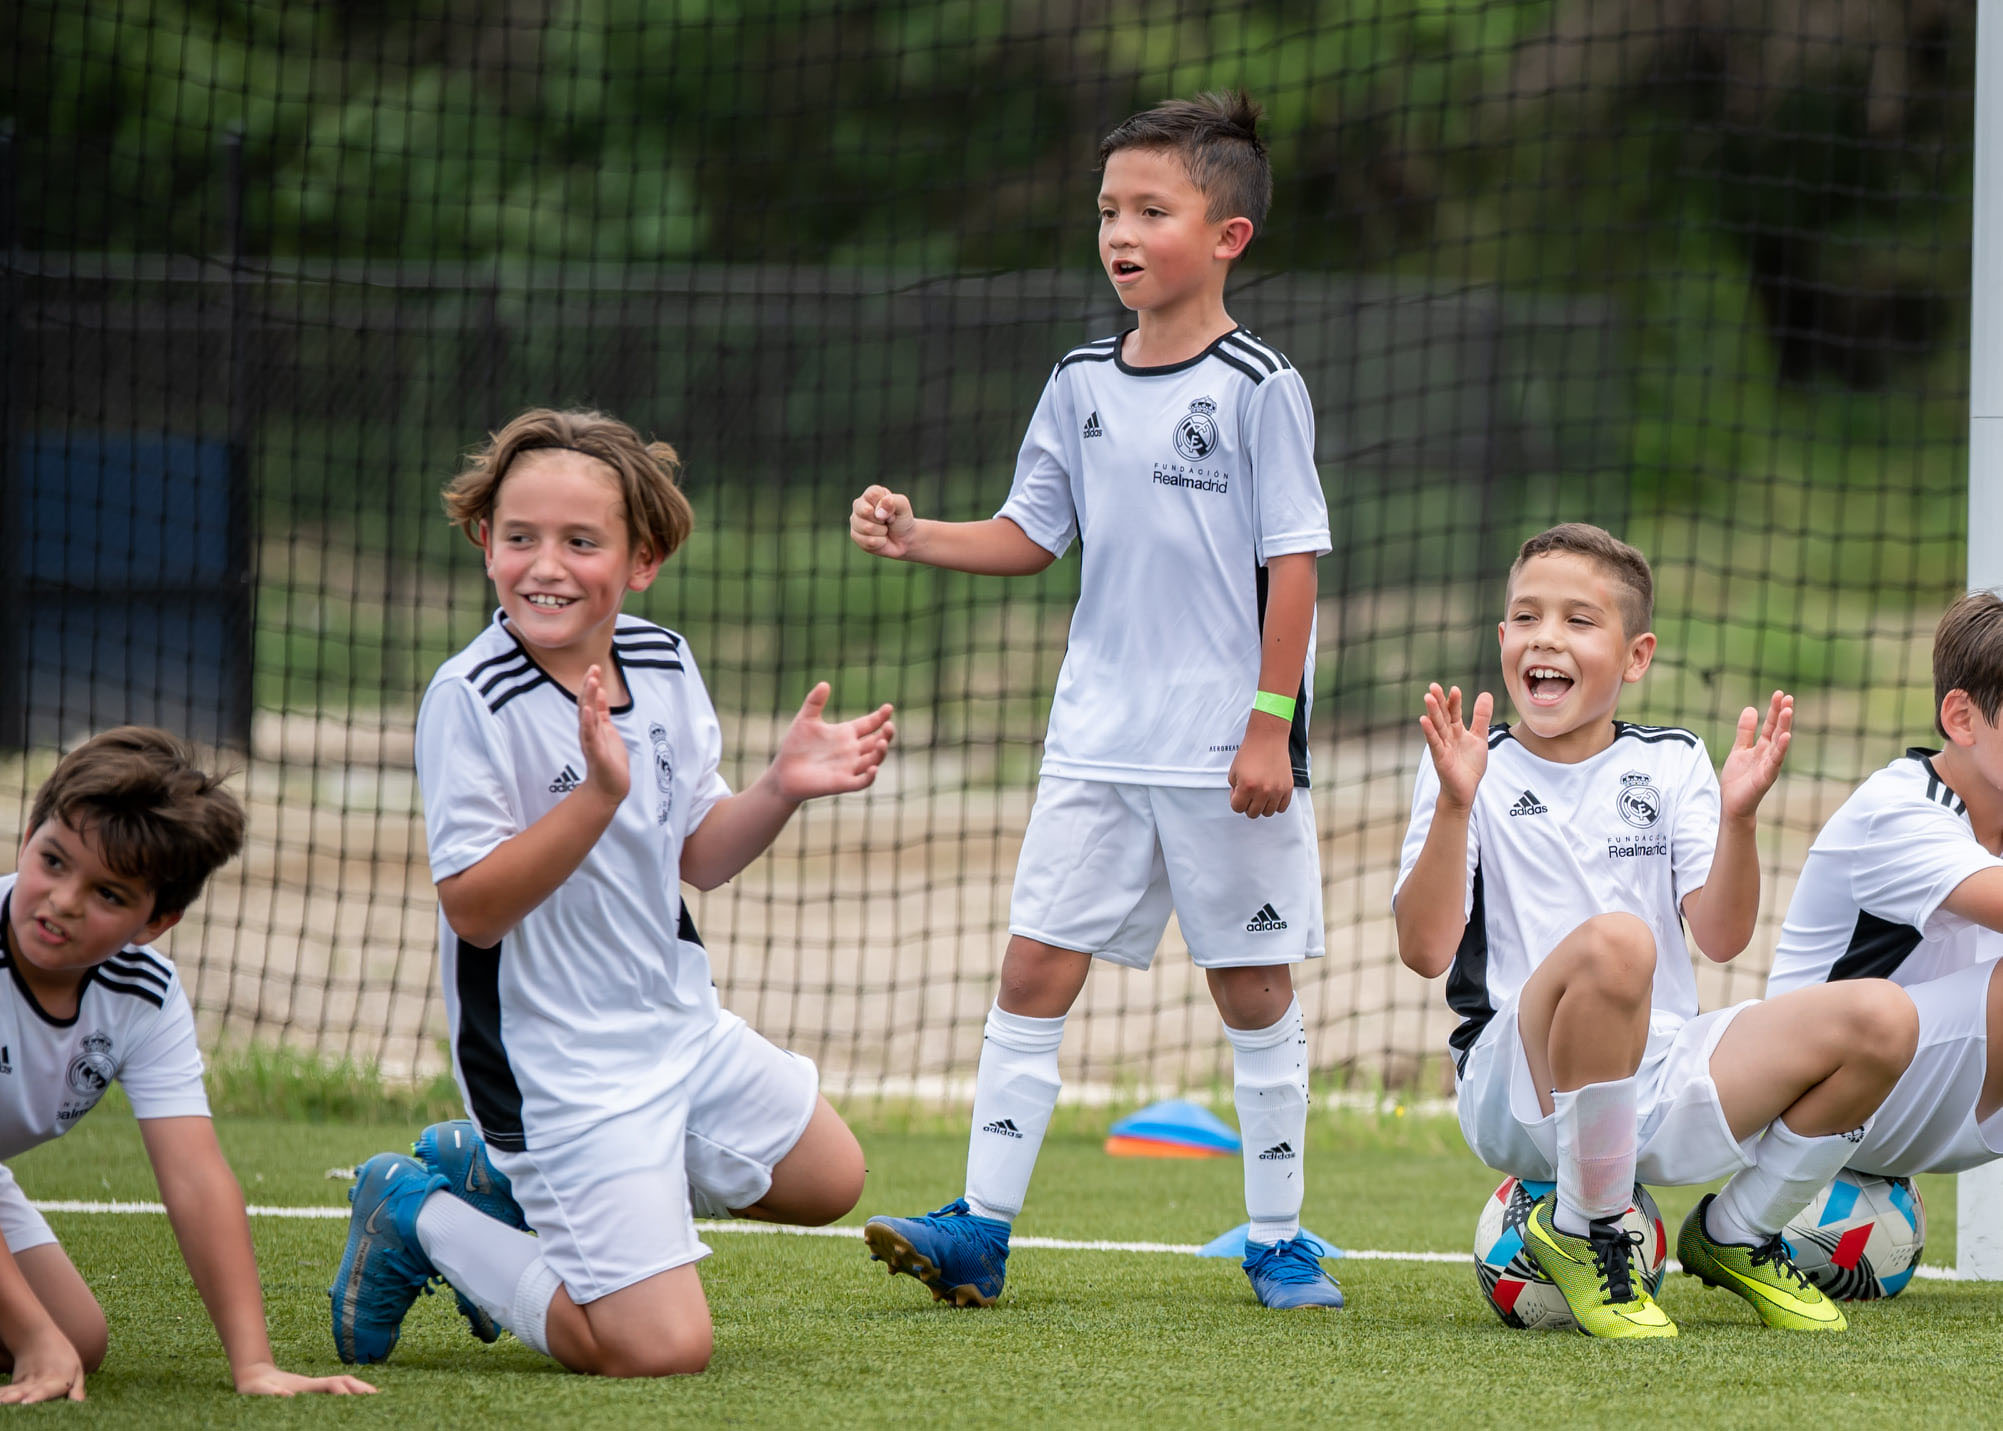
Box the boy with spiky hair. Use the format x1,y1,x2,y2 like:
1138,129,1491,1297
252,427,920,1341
1397,523,1915,1338
851,91,1342,1310
1767,592,2003,1188
0,728,374,1401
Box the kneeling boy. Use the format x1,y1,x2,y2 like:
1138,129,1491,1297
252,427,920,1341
1395,524,1915,1337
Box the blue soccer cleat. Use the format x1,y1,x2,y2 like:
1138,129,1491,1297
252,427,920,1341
328,1152,447,1364
863,1198,1010,1306
1243,1236,1346,1310
411,1120,529,1344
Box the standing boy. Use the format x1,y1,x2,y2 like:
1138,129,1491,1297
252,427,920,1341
850,92,1341,1310
1396,524,1915,1337
0,727,375,1400
1767,593,2003,1188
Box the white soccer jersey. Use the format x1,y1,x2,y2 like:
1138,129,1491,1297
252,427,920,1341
995,328,1332,787
0,874,209,1159
416,611,734,1152
1393,723,1721,1071
1767,749,2003,996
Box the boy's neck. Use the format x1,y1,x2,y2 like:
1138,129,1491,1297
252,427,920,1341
1931,743,2003,852
1510,716,1619,765
507,624,629,705
0,910,87,1021
1123,294,1237,368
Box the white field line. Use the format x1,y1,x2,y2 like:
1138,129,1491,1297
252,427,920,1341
23,1201,1962,1279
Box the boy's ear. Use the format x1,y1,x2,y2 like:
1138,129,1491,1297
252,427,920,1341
134,907,182,947
1214,216,1254,263
1621,631,1657,683
626,541,666,594
1942,688,1976,746
478,519,495,574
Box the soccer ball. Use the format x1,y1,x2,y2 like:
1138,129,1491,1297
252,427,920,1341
1472,1176,1667,1330
1781,1171,1925,1300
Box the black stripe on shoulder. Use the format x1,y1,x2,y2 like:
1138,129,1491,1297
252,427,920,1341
93,975,165,1008
614,639,683,657
619,658,686,673
615,622,683,649
1231,329,1291,370
1057,346,1119,371
487,674,552,713
1486,722,1513,748
1220,333,1278,374
473,658,534,698
103,955,169,990
1212,349,1267,386
465,646,527,682
1614,722,1698,747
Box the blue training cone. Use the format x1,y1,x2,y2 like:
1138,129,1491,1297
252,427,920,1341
1196,1224,1341,1259
1104,1099,1242,1158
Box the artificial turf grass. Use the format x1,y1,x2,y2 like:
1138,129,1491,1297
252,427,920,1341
8,1107,1997,1429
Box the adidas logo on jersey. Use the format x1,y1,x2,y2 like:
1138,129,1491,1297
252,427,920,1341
1082,410,1104,439
548,764,583,793
1245,903,1288,932
1258,1141,1295,1161
981,1118,1025,1140
1508,790,1548,816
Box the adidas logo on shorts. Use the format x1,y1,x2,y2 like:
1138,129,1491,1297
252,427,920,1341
1245,903,1288,932
982,1118,1025,1140
548,764,583,793
1508,789,1548,816
1258,1141,1295,1161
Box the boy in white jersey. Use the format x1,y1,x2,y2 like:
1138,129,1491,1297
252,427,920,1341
1396,524,1915,1338
1767,593,2003,1183
849,92,1341,1311
0,728,375,1402
330,409,894,1376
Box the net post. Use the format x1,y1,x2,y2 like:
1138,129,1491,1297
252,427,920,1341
1960,0,2003,1284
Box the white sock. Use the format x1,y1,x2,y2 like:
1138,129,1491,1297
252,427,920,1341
415,1191,554,1355
963,1004,1065,1223
1226,999,1309,1245
508,1257,563,1357
1708,1116,1858,1245
1553,1077,1637,1237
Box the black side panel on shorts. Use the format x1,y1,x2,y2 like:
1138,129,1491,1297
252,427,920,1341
1253,564,1311,788
455,937,527,1151
1445,864,1493,1074
1829,912,1924,984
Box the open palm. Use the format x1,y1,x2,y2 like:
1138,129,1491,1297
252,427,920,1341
1718,690,1792,819
770,683,896,802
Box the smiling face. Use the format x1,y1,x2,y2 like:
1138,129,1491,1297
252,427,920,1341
9,817,177,979
1097,147,1247,317
480,450,663,685
1498,551,1655,758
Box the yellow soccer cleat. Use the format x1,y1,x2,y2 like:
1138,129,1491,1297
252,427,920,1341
1522,1194,1679,1338
1677,1195,1847,1331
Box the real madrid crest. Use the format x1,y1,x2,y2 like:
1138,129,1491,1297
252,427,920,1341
1173,395,1219,462
1617,771,1662,829
66,1031,115,1097
650,722,674,826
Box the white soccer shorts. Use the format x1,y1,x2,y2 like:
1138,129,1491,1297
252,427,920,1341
486,1009,819,1303
1008,776,1325,969
0,1163,56,1255
1847,958,2003,1176
1458,990,1756,1186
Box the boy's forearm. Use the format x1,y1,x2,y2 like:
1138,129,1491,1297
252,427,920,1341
1686,814,1762,960
679,776,799,891
436,785,622,947
144,1120,276,1384
0,1239,67,1359
1396,801,1474,978
1253,553,1317,700
899,518,1056,575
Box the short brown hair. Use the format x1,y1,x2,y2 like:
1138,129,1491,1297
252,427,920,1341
1932,592,2003,739
1098,90,1272,237
27,727,246,917
444,408,695,562
1508,523,1655,637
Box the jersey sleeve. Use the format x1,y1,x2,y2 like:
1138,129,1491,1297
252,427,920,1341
415,674,522,882
993,371,1077,557
1245,370,1332,564
1392,754,1479,917
117,983,211,1120
677,642,733,835
1669,737,1720,904
1854,797,2003,933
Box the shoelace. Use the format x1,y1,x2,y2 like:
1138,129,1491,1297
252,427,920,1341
1747,1234,1812,1290
1247,1242,1327,1286
1586,1223,1648,1303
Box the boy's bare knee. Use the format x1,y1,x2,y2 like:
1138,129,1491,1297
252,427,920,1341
1573,914,1655,996
599,1327,712,1379
1842,981,1919,1076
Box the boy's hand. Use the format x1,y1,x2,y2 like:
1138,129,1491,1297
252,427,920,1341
0,1326,86,1404
1228,722,1294,817
232,1362,376,1397
851,486,919,559
1718,690,1792,820
1420,683,1493,810
770,683,895,803
578,664,630,804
